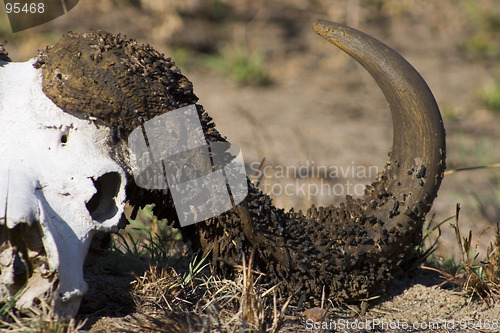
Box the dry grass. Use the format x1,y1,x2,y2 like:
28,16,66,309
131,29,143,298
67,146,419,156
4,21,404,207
0,300,83,332
423,204,500,305
113,265,203,332
131,265,189,314
195,250,292,332
102,250,293,332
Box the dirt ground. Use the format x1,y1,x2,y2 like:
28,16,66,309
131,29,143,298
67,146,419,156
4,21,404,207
1,0,500,331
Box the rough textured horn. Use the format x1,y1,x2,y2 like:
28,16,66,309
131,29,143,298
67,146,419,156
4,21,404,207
181,21,446,305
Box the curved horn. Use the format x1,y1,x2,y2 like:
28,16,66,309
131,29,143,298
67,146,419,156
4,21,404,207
191,21,446,304
313,20,446,226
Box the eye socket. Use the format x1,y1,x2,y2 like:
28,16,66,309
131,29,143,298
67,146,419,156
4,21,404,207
61,133,68,144
86,172,121,223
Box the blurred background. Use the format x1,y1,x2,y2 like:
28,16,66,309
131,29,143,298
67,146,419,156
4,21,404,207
1,0,499,259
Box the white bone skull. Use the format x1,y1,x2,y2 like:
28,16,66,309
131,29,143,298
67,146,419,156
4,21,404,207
0,59,127,317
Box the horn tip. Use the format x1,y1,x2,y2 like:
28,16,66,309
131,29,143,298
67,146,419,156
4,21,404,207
312,20,343,37
313,20,356,48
